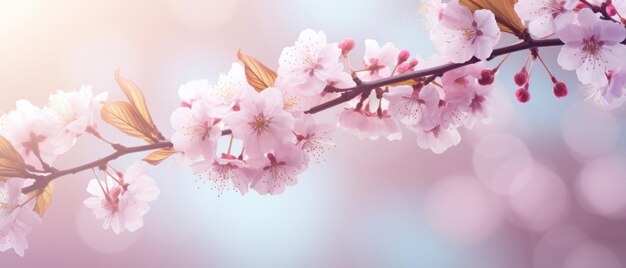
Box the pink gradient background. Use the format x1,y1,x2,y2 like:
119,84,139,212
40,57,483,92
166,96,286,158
2,0,626,267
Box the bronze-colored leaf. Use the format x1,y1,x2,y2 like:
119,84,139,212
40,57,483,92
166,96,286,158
460,0,526,38
390,79,417,87
0,134,28,178
143,147,175,166
33,182,54,217
101,102,158,144
114,70,164,139
237,50,278,92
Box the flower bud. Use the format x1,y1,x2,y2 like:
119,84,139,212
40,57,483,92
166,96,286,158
339,38,355,56
515,88,530,103
478,69,495,85
606,4,617,16
514,68,528,86
553,82,568,98
397,50,410,64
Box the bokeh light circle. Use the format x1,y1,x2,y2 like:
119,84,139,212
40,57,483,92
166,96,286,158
561,101,620,159
533,224,588,268
422,176,501,245
576,156,626,218
76,207,140,254
562,242,621,268
507,164,569,232
472,132,534,195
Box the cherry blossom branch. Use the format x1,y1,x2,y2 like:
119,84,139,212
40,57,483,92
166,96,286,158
21,141,174,194
305,38,565,114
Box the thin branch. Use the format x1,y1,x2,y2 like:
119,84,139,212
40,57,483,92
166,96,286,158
22,141,173,194
305,38,565,114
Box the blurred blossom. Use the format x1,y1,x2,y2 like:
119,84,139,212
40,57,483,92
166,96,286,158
472,132,534,195
562,242,622,268
561,101,620,159
533,224,588,268
576,156,626,218
506,164,569,232
422,176,501,245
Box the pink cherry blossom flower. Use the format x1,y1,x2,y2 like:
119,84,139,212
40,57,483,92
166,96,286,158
47,86,108,136
223,87,295,157
359,39,399,81
275,77,313,116
414,124,462,154
178,79,211,107
430,0,500,63
293,115,335,163
170,100,222,161
417,0,445,32
337,108,371,139
514,0,578,38
208,63,252,110
0,178,41,257
46,86,108,154
338,104,403,141
191,154,252,195
582,68,626,109
0,100,64,165
84,162,160,234
383,85,440,126
441,63,492,128
278,29,353,96
557,8,626,87
248,145,306,195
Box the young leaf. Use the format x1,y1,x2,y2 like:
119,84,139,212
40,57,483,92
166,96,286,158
237,50,278,92
143,147,175,166
460,0,526,38
101,102,158,144
33,182,54,217
114,70,164,140
0,134,28,178
390,79,417,87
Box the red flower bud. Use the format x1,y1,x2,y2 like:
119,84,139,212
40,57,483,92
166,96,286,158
514,68,528,86
478,69,495,85
397,50,410,64
339,38,355,55
606,4,617,16
553,82,568,98
515,88,530,103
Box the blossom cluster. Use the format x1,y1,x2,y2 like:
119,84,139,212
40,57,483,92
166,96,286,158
0,87,110,255
3,0,626,258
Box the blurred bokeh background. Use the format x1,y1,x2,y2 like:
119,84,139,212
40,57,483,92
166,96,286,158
2,0,626,267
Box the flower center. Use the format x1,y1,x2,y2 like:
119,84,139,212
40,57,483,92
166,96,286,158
201,121,213,141
307,63,323,77
249,114,271,134
103,186,123,214
583,37,603,55
463,29,475,41
429,125,442,137
455,76,467,86
470,94,485,113
367,58,385,75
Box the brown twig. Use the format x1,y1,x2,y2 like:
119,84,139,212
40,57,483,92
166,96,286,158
305,38,565,114
22,141,173,194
